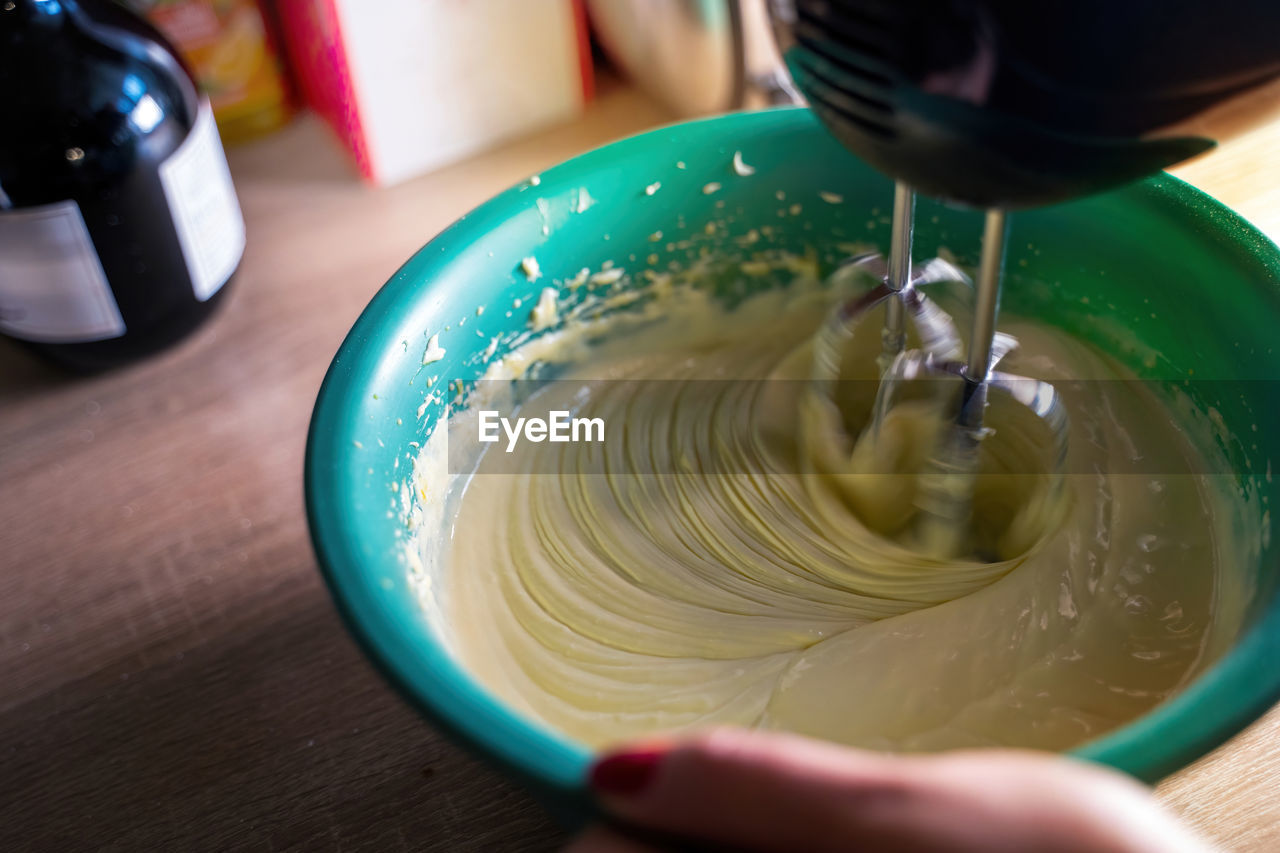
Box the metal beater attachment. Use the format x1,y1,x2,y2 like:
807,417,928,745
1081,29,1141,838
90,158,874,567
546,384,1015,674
813,185,1068,559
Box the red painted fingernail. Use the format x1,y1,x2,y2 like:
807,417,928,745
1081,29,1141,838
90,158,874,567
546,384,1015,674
590,748,665,796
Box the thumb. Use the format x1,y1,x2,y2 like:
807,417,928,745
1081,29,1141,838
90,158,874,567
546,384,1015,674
586,728,1207,853
589,728,923,851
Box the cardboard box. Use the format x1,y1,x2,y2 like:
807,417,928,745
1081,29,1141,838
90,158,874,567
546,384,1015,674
278,0,593,185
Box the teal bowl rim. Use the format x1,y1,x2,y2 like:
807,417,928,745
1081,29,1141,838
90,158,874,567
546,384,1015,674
305,109,1280,793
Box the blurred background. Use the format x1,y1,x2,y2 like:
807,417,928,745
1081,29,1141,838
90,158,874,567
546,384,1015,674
129,0,793,180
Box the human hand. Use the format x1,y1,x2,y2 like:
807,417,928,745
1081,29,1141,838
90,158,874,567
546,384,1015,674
565,728,1212,852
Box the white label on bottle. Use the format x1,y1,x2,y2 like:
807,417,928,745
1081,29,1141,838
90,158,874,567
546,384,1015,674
159,98,245,302
0,200,126,343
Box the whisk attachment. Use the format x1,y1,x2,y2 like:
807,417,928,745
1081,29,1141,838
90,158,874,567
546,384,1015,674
812,197,1068,559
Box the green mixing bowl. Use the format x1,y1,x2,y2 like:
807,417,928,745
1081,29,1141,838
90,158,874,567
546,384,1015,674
304,109,1280,805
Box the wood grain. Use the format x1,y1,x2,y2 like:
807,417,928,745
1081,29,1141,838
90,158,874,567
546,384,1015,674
2,83,1278,852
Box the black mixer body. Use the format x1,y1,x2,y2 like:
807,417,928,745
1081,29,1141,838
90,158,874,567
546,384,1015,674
775,0,1280,208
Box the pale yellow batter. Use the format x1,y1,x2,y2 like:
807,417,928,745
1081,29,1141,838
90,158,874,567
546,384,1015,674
427,272,1245,753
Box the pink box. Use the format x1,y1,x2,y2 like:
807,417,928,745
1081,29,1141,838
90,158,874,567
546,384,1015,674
278,0,593,185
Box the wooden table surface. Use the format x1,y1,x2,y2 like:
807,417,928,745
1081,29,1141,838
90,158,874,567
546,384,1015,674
3,84,1279,852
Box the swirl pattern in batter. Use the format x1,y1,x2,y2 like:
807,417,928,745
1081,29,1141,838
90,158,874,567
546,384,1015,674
436,280,1241,752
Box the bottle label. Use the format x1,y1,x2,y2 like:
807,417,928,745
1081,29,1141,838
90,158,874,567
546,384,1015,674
159,98,245,301
0,201,126,343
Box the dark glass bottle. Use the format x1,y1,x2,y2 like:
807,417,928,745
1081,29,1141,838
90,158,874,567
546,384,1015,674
0,0,245,371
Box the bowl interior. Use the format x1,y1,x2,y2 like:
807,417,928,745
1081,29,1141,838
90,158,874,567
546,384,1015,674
306,108,1280,798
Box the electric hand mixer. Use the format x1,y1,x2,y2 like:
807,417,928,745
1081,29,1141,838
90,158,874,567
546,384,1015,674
771,0,1280,558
